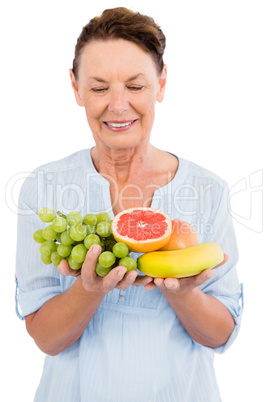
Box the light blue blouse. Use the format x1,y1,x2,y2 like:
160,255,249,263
15,149,243,402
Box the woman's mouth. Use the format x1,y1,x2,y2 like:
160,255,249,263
104,120,137,131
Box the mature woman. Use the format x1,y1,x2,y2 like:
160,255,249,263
16,7,243,402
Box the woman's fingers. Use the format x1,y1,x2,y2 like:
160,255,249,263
153,252,229,294
81,245,102,278
132,275,154,287
80,245,106,291
82,246,131,291
213,253,229,269
144,282,156,290
115,269,138,290
60,246,223,295
101,266,128,292
153,269,214,294
58,259,78,277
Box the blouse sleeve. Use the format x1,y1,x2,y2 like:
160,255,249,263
15,170,62,320
198,181,244,354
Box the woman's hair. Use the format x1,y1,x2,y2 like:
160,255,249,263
72,7,166,78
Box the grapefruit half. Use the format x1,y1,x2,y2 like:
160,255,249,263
111,207,172,253
159,219,199,251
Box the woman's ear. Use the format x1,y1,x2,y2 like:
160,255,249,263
156,64,167,103
69,69,84,107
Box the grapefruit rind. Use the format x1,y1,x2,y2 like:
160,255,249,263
111,207,172,253
159,219,200,251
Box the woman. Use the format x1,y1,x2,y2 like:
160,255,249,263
16,7,243,402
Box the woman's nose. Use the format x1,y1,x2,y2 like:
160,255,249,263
108,87,129,115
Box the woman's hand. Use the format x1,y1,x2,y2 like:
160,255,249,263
145,253,234,348
58,245,154,293
144,253,229,294
58,248,228,294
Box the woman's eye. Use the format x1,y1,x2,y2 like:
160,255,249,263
127,86,144,91
92,87,108,93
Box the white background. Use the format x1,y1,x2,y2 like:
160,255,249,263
1,0,267,401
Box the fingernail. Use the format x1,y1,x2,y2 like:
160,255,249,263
118,269,126,277
91,245,100,254
206,272,214,278
58,263,63,273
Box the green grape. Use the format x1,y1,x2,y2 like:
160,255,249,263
66,211,82,227
40,240,57,257
55,232,62,242
85,224,96,235
96,221,112,238
98,251,116,268
52,217,67,233
57,244,72,258
69,224,87,241
84,234,101,249
51,251,63,268
71,244,88,263
42,224,57,241
33,229,46,243
112,242,129,258
96,212,111,223
95,262,112,277
41,254,52,265
119,256,137,272
68,256,82,270
61,229,75,246
38,208,56,223
83,213,97,226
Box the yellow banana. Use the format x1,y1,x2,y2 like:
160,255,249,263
137,242,224,278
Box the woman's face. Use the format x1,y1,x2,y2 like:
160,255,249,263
70,39,167,151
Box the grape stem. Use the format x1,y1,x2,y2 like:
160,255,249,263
57,211,67,219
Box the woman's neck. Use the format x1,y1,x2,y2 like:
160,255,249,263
91,143,155,186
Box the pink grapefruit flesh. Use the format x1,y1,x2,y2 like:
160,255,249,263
112,207,172,253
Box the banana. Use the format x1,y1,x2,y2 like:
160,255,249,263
137,242,224,278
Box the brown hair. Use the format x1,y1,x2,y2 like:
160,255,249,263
72,7,166,78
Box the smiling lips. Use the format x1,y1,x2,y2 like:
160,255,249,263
104,120,137,131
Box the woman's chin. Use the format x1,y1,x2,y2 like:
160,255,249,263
97,133,149,151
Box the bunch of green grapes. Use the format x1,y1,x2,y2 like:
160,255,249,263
33,208,137,277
